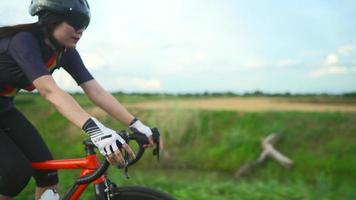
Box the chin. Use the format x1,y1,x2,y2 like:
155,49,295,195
65,43,77,49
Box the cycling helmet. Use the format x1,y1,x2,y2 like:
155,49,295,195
29,0,91,29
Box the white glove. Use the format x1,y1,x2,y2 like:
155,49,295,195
129,118,153,137
82,117,126,156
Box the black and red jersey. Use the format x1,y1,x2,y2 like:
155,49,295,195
0,31,94,111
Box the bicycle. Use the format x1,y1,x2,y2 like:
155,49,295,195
31,128,176,200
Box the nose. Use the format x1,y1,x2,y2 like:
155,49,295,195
76,28,85,34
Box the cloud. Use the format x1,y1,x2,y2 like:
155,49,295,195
2,0,356,93
112,77,162,92
244,60,269,69
243,58,300,69
309,44,356,78
337,44,355,55
80,52,106,70
0,3,35,25
310,66,348,78
325,54,338,65
351,66,356,73
52,69,81,92
277,59,300,68
52,69,163,93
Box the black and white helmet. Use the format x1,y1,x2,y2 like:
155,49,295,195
29,0,91,28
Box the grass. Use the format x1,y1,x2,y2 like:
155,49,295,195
12,93,356,199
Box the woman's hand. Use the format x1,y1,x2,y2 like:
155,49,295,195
129,118,156,148
82,117,135,167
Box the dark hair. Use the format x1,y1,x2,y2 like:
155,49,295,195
0,12,65,39
0,23,40,38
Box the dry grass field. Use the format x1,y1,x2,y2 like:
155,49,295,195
125,97,356,112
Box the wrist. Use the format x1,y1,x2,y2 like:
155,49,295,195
82,117,103,139
82,117,95,131
129,117,139,127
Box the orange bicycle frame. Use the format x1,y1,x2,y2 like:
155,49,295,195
32,154,105,200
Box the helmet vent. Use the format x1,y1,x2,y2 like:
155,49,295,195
81,0,90,9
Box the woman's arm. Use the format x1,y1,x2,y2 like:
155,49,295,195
33,75,135,164
33,75,91,128
80,79,135,126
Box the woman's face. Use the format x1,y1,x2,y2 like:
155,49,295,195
52,21,84,48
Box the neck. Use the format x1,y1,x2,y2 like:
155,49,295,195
44,37,57,50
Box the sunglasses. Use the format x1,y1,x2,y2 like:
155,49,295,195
65,14,89,31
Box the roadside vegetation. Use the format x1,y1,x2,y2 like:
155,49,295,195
15,93,356,200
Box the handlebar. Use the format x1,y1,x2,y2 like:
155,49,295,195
76,128,160,185
119,127,160,166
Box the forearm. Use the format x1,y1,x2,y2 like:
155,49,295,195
33,75,90,128
83,81,134,126
90,91,134,126
44,89,91,128
82,81,154,145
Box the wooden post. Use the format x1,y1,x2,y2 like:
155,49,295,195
261,133,293,168
235,133,293,178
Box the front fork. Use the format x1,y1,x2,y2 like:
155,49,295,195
94,179,118,200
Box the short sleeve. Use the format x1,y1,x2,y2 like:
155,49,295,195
7,32,50,82
61,48,94,85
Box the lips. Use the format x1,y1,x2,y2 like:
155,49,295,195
72,37,80,42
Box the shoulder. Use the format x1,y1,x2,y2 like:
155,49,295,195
8,31,41,52
61,47,82,62
10,31,38,43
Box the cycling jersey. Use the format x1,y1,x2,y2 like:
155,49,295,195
0,30,93,112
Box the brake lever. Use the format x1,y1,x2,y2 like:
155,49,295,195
151,128,160,162
124,152,130,179
116,128,161,179
117,131,130,178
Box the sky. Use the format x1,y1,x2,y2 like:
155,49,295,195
1,0,356,94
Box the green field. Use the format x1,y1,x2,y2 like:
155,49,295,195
13,93,356,200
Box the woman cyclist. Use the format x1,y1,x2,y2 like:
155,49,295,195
0,0,155,199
